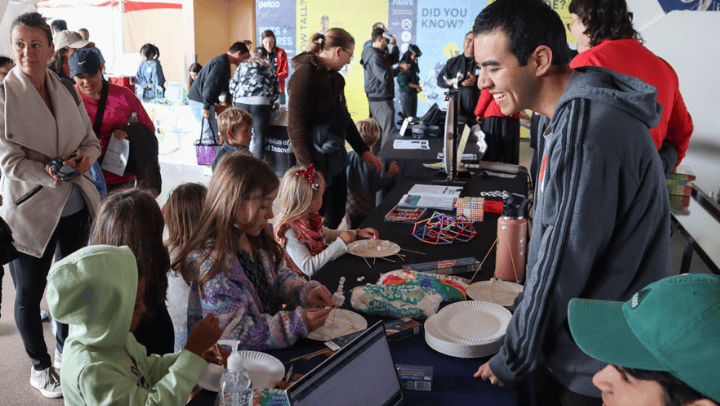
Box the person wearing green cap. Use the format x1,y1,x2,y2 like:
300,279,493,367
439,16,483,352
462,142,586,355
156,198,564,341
568,273,720,406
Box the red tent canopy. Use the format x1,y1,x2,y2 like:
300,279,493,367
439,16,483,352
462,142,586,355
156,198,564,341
37,0,181,11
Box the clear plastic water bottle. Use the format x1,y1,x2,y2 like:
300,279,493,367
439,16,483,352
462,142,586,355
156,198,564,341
128,112,139,125
216,340,253,406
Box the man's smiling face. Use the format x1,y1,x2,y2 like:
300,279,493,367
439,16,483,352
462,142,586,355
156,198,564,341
474,29,537,116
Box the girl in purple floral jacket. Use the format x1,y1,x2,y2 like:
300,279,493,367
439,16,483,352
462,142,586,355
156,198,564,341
173,153,332,350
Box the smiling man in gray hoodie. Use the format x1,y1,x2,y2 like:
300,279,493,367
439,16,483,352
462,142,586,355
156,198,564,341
470,0,671,405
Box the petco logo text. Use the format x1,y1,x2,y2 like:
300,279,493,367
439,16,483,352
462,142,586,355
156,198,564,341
393,0,414,5
259,1,280,8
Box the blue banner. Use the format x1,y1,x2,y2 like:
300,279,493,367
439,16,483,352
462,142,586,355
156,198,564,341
257,0,297,76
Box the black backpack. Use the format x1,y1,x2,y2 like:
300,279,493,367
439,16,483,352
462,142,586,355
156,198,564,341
418,103,446,127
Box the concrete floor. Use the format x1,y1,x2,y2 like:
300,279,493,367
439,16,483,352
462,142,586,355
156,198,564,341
0,139,713,405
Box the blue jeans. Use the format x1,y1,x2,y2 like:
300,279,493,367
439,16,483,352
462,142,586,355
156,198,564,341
189,100,218,144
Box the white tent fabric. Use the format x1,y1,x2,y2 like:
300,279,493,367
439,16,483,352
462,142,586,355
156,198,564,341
0,0,41,57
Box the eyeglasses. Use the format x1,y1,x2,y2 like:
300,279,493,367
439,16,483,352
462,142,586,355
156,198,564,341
340,48,353,59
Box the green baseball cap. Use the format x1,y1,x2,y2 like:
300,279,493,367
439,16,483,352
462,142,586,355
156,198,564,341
568,273,720,402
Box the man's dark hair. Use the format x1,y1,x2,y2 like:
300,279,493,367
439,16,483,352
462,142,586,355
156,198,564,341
50,19,67,32
372,22,385,30
11,12,53,45
568,0,641,48
619,366,709,406
242,39,252,46
229,41,249,55
472,0,571,66
371,28,385,42
0,56,13,68
79,28,89,35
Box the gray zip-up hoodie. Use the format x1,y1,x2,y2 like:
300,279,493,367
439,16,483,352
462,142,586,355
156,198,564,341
488,66,671,396
360,46,399,101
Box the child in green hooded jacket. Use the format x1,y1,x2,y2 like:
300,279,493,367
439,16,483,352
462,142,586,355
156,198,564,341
47,245,224,405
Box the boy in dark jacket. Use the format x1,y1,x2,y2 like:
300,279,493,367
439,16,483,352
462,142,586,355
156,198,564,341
471,1,671,405
346,119,399,228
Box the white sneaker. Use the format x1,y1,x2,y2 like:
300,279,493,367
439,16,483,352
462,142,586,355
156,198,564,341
54,348,62,370
30,366,63,398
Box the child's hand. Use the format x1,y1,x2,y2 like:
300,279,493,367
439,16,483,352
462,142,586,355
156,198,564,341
339,231,355,244
387,162,400,178
357,228,379,240
308,285,332,308
201,345,231,367
304,307,332,332
185,313,223,359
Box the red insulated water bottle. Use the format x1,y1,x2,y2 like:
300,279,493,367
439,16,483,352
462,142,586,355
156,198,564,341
495,194,528,282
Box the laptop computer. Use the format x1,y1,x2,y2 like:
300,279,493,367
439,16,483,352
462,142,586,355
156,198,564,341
285,321,406,406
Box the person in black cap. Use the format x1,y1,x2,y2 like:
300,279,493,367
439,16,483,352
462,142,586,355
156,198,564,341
397,44,422,119
70,48,155,192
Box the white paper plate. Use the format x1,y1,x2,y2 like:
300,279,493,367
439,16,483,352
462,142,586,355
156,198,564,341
346,239,401,258
467,280,524,307
197,351,284,392
424,314,504,358
306,309,368,341
434,301,512,345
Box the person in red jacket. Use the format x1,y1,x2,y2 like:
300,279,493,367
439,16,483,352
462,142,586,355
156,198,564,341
262,30,289,105
474,88,521,164
568,0,693,174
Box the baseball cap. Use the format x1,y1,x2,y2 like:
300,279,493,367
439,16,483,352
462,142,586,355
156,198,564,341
69,48,101,77
408,44,422,58
54,30,94,50
568,273,720,402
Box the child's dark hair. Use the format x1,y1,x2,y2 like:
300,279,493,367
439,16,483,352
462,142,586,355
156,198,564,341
90,188,170,319
50,19,67,32
0,56,13,68
140,43,160,60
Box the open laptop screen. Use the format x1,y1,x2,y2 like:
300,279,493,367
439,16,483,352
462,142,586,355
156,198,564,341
286,322,405,406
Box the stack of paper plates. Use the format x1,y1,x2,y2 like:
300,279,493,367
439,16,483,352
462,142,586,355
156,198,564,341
424,301,512,358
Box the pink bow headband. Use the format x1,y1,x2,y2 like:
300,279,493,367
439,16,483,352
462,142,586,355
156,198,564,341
296,164,320,190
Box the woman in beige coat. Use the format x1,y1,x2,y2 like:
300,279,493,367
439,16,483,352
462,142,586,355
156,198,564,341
0,12,100,399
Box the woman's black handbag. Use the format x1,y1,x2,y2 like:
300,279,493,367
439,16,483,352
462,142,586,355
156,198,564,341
0,217,19,265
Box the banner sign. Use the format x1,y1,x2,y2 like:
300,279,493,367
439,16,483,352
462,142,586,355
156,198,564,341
257,0,575,121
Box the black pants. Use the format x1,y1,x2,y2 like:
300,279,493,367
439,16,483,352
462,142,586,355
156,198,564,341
9,207,91,370
319,170,347,229
235,103,271,161
481,116,521,164
398,91,417,119
534,367,603,406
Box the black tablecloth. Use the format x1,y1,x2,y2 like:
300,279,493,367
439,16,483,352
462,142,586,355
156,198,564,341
187,294,532,406
313,164,529,291
378,133,480,162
